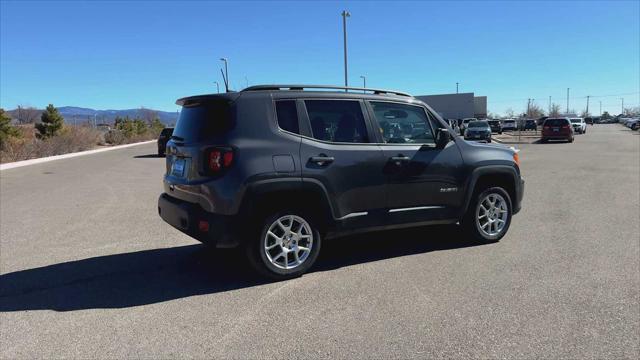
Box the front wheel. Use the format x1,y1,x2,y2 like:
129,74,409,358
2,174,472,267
246,211,322,280
462,187,512,243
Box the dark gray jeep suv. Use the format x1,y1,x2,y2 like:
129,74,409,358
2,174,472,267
158,85,524,279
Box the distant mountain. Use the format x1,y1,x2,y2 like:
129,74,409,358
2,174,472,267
57,106,179,126
7,106,179,126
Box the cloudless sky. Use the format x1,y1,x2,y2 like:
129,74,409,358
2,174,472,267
1,0,639,115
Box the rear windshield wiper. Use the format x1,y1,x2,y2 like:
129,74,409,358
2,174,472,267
170,135,185,142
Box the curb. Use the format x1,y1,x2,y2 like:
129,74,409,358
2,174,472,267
0,140,156,171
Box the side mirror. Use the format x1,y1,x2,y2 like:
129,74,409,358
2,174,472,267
436,128,452,149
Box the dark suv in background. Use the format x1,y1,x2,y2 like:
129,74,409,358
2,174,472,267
158,85,525,279
157,127,174,156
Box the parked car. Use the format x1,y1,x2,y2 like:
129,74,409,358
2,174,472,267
464,120,492,142
157,127,174,156
523,119,537,131
444,118,459,133
569,118,587,134
625,118,639,130
541,118,574,143
487,119,502,134
157,84,525,279
502,119,517,131
459,117,477,135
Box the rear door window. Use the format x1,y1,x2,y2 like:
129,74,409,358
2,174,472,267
275,100,299,134
173,100,232,142
544,119,568,127
369,101,435,144
304,100,369,143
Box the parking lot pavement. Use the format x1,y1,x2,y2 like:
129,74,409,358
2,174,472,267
1,124,638,358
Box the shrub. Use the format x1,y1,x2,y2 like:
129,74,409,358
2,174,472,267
0,108,21,148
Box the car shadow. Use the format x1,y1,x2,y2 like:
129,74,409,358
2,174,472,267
0,225,482,312
133,154,164,158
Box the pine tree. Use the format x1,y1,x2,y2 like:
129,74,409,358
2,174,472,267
0,108,21,147
35,104,64,139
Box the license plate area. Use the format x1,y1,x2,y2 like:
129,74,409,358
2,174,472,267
171,158,186,177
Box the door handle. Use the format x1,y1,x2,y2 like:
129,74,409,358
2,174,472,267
309,155,335,166
390,155,410,165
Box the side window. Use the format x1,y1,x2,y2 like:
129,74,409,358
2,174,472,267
369,102,435,144
275,100,299,134
304,100,369,143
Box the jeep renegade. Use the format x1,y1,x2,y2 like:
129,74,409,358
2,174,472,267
158,85,525,279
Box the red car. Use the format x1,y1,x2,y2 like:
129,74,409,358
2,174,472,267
541,118,574,143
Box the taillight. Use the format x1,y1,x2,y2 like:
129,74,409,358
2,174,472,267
543,126,550,130
204,147,234,174
561,125,569,129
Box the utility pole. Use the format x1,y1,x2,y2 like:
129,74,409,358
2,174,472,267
599,101,603,115
220,58,229,92
548,96,551,114
456,82,459,94
527,98,531,117
586,95,590,115
341,10,351,90
621,98,624,114
566,88,570,114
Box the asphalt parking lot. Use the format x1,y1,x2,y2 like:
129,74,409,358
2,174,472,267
1,124,638,358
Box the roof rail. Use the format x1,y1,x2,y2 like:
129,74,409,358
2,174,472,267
241,84,412,97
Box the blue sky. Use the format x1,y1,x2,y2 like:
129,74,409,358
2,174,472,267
1,0,638,115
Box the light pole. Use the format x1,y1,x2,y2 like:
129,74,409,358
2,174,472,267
359,75,366,92
621,98,624,115
548,96,551,114
214,81,219,94
586,95,590,116
456,82,459,94
220,58,229,92
566,88,570,114
599,101,602,116
341,10,351,90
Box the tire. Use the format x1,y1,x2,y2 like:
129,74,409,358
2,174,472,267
568,136,574,143
246,211,322,280
487,138,492,143
462,186,513,243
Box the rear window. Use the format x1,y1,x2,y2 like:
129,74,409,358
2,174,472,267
570,119,581,123
275,100,299,134
544,119,569,126
468,121,489,128
173,101,232,142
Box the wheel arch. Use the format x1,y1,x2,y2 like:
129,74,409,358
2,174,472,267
459,165,519,218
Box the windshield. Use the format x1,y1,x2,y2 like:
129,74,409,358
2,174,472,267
505,120,515,124
468,121,489,128
570,119,581,123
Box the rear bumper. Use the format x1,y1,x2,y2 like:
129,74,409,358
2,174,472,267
157,193,241,248
542,134,571,140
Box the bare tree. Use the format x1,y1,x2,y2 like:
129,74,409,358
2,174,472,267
580,109,590,118
549,103,562,117
138,107,159,125
623,106,640,117
527,102,545,119
504,107,515,118
16,106,40,124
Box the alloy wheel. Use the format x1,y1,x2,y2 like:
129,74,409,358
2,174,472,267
264,215,313,270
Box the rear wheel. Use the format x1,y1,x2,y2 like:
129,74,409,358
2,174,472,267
462,187,512,243
246,211,321,280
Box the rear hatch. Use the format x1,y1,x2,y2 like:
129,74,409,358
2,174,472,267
166,99,234,183
543,119,570,134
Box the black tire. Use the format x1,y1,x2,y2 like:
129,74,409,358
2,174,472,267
246,210,322,280
568,136,574,143
462,186,513,243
